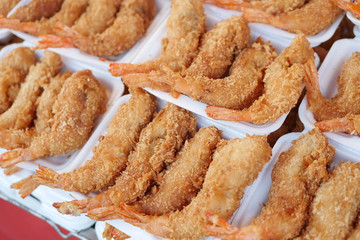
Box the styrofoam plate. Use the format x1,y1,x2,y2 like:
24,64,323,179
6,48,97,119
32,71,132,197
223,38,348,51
298,38,360,153
204,3,345,47
123,6,316,135
6,0,169,71
0,42,124,172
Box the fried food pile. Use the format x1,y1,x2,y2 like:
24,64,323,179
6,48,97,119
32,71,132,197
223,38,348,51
206,128,360,240
205,0,344,35
305,52,360,135
0,46,107,172
0,0,156,56
11,88,273,240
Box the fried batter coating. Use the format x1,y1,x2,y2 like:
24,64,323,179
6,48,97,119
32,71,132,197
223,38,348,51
206,128,335,240
206,34,314,124
315,114,360,136
53,103,196,216
0,71,71,150
0,47,37,114
295,162,360,240
88,135,272,240
0,0,88,36
0,70,107,169
0,50,62,130
242,0,343,35
333,0,360,19
305,52,360,122
0,0,20,17
348,216,360,240
103,126,221,217
109,0,206,75
9,0,64,22
13,88,156,198
205,0,306,14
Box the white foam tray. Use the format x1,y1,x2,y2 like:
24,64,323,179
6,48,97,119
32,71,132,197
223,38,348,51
233,131,360,230
124,5,319,136
6,0,170,71
298,38,360,153
0,42,124,173
204,3,345,47
0,167,95,232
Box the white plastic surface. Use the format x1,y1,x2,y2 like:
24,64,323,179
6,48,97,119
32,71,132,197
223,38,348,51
0,42,124,172
0,168,95,232
298,38,360,153
232,131,360,229
5,0,169,71
204,3,345,47
124,6,315,135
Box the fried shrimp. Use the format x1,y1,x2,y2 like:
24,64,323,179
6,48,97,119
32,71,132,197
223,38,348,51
87,135,272,240
103,223,130,240
305,52,360,121
204,0,306,14
13,88,156,198
333,0,360,19
38,0,155,57
109,0,206,76
348,216,360,240
241,0,343,35
0,50,62,130
0,71,71,150
315,114,360,136
0,0,21,17
295,162,360,240
0,47,37,114
0,0,88,36
0,70,107,169
53,103,196,216
8,0,64,22
206,34,313,124
92,126,221,218
124,38,276,110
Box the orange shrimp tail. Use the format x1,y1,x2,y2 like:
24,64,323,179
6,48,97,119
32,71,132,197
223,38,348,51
109,63,144,76
315,118,352,133
53,22,82,41
206,106,252,122
37,34,74,49
121,73,172,92
53,199,89,216
205,213,271,240
304,59,322,103
349,2,360,15
333,0,360,14
11,176,40,198
0,17,38,34
33,164,61,186
0,149,24,168
87,206,125,221
242,8,272,24
3,166,21,176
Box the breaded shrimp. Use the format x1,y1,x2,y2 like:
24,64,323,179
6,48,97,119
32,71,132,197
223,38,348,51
103,223,130,240
0,0,20,17
207,129,335,240
0,47,37,114
348,216,360,240
38,0,155,57
124,38,277,110
0,50,62,130
109,0,206,75
0,71,71,150
8,0,64,22
53,103,196,216
304,53,360,121
87,135,272,240
315,114,360,136
0,70,107,169
242,0,343,35
295,162,360,240
0,0,88,36
13,88,156,198
333,0,360,19
96,126,221,217
206,34,314,124
204,0,306,14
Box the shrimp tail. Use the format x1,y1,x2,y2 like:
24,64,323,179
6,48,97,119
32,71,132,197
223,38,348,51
37,34,74,49
315,114,360,135
333,0,360,15
33,164,62,186
121,72,172,92
0,149,25,168
53,22,82,41
0,17,38,34
242,8,286,29
11,176,40,198
304,59,323,104
3,166,21,176
109,63,142,77
205,213,271,240
206,106,252,122
53,199,89,216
